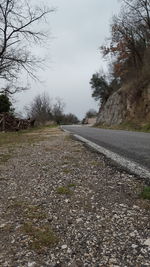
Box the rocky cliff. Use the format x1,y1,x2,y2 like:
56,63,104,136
96,84,150,126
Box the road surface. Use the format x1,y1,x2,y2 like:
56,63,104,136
62,125,150,174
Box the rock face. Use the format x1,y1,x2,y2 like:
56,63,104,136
96,84,150,126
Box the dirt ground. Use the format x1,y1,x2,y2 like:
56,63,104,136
0,127,150,267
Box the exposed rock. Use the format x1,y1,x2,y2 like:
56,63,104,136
96,85,150,125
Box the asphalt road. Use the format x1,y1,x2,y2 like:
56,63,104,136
62,125,150,172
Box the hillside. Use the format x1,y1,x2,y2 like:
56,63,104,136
96,83,150,127
91,0,150,130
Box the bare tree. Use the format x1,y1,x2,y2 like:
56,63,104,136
52,97,65,124
26,92,53,123
101,0,150,81
0,0,54,94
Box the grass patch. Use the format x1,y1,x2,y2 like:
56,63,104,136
0,126,57,147
10,200,58,250
90,160,104,167
0,132,40,147
56,186,72,195
140,187,150,200
0,153,12,164
9,200,26,209
62,168,71,174
10,201,47,220
64,155,75,161
23,222,58,250
24,205,47,220
68,183,76,188
56,183,76,194
64,135,71,141
0,223,13,232
74,149,82,153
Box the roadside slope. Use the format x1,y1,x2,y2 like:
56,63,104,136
0,127,150,266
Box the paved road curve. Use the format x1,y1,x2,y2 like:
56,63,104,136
62,125,150,172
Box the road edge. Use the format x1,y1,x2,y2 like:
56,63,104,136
61,127,150,182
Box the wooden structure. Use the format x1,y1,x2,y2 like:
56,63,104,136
0,113,35,132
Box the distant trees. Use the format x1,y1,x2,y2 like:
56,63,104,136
0,0,54,94
26,93,79,125
62,113,79,125
0,94,12,113
85,109,97,118
90,0,150,105
90,73,113,104
82,109,97,124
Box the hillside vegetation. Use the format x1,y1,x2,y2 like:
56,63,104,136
90,0,150,128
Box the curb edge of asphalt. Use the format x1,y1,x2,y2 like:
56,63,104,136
61,127,150,182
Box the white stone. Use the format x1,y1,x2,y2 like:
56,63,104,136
0,223,7,229
67,248,72,254
130,232,136,237
76,218,82,223
28,262,36,267
133,205,140,210
144,238,150,247
119,204,127,208
62,245,67,249
113,214,120,219
131,244,138,249
109,257,117,264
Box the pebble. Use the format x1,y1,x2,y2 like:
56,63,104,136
131,244,138,249
144,239,150,247
76,218,82,223
61,245,67,250
28,262,36,267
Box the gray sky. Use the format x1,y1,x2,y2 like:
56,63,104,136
16,0,120,119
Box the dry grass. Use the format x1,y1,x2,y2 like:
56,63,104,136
10,200,58,250
0,126,58,147
23,222,58,250
0,153,12,164
56,186,72,195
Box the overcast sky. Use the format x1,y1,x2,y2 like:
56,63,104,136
16,0,120,119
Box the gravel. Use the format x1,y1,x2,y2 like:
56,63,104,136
0,127,150,267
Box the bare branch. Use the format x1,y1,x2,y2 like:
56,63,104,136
0,0,54,94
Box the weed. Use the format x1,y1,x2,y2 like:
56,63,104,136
68,183,76,188
64,135,71,141
56,186,72,195
62,168,71,174
91,160,104,167
23,222,58,249
0,153,12,163
0,223,12,232
64,155,75,161
74,149,82,153
10,200,26,209
140,187,150,200
24,205,47,220
10,201,47,220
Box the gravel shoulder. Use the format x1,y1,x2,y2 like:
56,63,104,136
0,127,150,267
